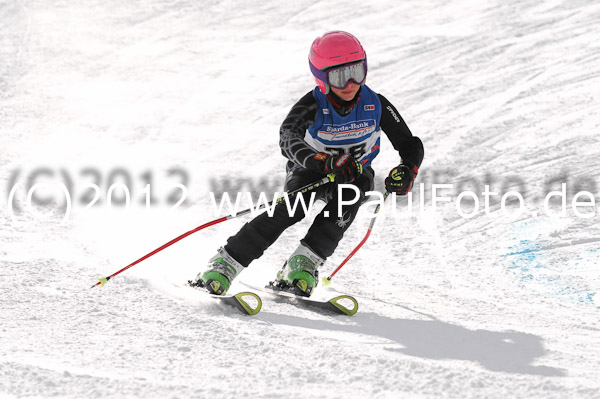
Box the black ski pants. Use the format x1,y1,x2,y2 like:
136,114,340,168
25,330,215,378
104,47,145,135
223,166,374,267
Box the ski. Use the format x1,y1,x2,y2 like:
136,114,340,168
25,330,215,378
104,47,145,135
259,282,359,316
187,280,262,315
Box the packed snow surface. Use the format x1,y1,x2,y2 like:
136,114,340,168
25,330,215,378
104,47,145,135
1,0,599,398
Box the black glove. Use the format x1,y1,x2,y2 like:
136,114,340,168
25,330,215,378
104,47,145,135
313,152,363,184
385,162,418,195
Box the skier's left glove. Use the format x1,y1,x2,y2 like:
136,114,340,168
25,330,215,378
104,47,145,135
385,162,418,195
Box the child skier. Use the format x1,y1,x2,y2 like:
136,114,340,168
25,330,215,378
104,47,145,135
192,31,424,297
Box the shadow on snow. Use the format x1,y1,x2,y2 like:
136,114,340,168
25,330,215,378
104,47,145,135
258,310,565,377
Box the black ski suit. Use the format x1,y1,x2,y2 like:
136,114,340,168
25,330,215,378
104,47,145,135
223,88,424,267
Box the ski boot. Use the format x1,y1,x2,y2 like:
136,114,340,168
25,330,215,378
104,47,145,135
189,247,244,295
273,243,325,297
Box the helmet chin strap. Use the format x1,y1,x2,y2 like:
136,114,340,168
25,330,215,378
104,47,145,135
326,87,362,116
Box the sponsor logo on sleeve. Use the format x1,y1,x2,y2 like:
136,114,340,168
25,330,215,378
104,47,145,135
386,105,401,123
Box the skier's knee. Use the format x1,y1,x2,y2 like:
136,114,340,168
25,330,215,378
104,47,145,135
337,184,364,215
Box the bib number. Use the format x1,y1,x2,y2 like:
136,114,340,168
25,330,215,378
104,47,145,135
325,143,367,160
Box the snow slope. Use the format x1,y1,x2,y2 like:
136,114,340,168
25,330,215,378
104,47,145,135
1,0,599,398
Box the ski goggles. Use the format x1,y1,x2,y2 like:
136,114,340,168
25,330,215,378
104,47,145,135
310,60,367,89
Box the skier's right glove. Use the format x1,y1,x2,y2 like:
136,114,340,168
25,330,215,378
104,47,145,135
313,152,363,184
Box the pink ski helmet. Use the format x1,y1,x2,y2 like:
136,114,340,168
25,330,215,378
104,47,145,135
309,31,367,94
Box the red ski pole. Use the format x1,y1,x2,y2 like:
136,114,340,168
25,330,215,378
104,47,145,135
322,191,389,286
92,174,335,288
